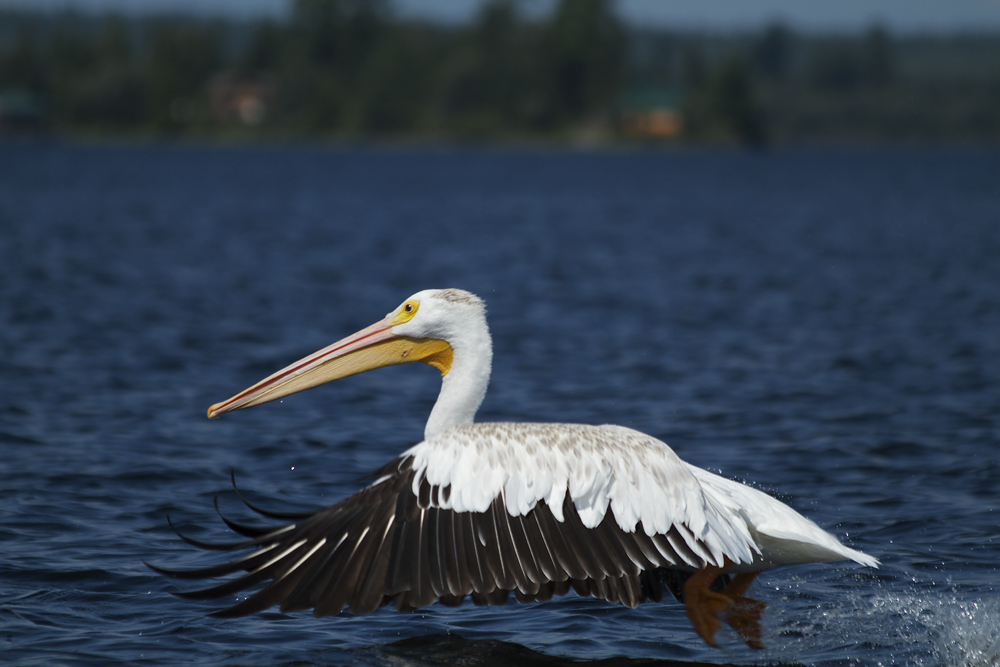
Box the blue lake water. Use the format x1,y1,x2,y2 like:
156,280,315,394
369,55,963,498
1,143,998,666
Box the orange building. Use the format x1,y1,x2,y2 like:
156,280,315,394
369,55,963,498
618,86,683,139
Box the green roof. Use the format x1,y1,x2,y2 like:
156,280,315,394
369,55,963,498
618,86,681,112
0,90,45,119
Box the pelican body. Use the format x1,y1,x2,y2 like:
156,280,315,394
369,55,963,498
153,289,876,648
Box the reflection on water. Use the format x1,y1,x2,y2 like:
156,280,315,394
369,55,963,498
355,634,805,667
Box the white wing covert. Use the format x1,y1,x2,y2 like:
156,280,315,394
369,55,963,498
407,423,761,569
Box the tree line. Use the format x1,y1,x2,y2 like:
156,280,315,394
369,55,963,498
1,0,998,145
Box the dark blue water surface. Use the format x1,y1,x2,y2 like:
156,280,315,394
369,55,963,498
1,144,999,666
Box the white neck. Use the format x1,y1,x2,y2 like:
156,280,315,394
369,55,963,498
424,316,492,441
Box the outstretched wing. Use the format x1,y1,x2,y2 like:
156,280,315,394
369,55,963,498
149,455,726,617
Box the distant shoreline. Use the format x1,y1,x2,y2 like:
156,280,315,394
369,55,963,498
2,6,999,146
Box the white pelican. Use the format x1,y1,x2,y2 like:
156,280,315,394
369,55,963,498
152,288,877,648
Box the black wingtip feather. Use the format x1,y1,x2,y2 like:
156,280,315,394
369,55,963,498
212,495,276,539
145,558,226,580
230,470,314,520
167,513,253,551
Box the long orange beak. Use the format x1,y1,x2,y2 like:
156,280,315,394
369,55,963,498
207,316,453,418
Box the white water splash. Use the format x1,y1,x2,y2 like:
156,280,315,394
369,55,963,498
754,574,1000,667
919,595,1000,667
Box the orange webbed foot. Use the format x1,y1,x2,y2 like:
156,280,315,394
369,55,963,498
722,572,765,649
684,566,766,649
683,565,730,646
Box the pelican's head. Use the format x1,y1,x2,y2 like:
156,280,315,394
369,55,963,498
207,288,488,419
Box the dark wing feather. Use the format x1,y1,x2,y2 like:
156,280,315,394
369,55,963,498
151,455,720,617
164,513,255,552
213,496,276,539
230,471,315,520
473,508,511,590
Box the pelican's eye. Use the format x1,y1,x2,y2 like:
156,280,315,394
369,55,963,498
390,300,420,325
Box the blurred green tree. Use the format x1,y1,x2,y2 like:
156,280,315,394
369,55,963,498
0,26,47,93
443,1,537,135
286,0,390,131
357,27,437,133
545,0,625,121
863,25,894,86
144,21,222,128
711,58,764,145
756,23,792,80
239,20,285,75
809,41,862,92
68,18,143,125
680,43,707,89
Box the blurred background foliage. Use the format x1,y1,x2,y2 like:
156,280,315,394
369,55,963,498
1,0,998,145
